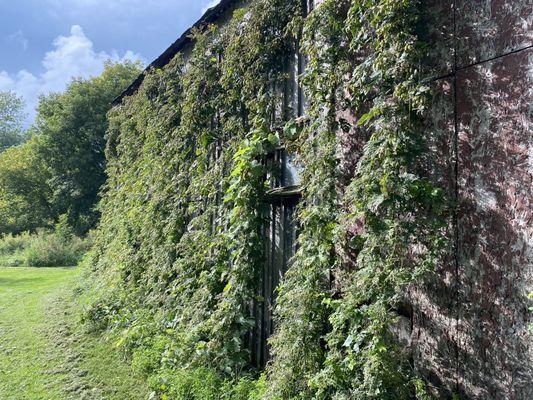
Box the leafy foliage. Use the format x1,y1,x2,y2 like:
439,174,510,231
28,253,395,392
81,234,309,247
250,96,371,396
265,1,346,396
0,137,53,234
148,368,264,400
0,62,141,236
34,61,142,233
0,221,91,268
0,91,27,152
84,0,448,398
268,1,448,398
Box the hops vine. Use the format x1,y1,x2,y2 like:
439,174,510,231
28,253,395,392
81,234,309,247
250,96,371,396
265,1,347,397
322,0,446,398
84,0,448,398
268,0,447,398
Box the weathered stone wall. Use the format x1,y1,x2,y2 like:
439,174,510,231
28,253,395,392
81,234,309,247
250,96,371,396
411,1,532,398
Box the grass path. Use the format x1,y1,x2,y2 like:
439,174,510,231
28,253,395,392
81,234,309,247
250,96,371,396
0,267,148,400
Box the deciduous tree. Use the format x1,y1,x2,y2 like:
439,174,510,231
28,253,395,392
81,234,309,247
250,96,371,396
0,91,27,152
33,61,142,233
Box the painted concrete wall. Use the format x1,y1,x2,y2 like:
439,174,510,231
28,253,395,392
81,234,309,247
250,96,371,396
411,1,532,398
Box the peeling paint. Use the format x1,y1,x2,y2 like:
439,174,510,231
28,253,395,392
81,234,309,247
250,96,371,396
398,2,533,398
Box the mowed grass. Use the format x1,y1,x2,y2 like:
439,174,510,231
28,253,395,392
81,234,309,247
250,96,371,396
0,267,148,400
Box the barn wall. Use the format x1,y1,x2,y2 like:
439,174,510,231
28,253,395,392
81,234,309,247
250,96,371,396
148,0,532,396
410,1,532,398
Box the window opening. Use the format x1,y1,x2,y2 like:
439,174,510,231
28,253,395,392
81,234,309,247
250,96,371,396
250,147,301,368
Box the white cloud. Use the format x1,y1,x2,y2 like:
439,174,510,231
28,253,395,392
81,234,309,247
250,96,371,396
7,30,29,51
0,25,143,126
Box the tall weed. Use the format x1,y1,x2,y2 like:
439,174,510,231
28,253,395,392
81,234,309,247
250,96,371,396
23,232,90,267
0,229,91,268
0,232,31,256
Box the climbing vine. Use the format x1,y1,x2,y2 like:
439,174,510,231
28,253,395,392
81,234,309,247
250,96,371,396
84,0,448,399
294,0,446,398
265,1,347,397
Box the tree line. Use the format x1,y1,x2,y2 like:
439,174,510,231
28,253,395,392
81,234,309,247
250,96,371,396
0,61,141,235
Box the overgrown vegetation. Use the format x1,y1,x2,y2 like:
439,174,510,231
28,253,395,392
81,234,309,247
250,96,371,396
0,62,141,236
0,91,27,152
0,218,91,268
298,1,447,398
83,0,448,398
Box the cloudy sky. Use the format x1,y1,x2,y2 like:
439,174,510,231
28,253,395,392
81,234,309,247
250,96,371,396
0,0,221,125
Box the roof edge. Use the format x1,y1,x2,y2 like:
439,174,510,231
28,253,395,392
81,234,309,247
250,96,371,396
113,0,239,105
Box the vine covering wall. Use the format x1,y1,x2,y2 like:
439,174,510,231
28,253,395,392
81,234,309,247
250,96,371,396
81,0,533,398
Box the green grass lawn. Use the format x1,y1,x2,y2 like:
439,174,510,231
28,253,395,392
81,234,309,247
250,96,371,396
0,267,149,400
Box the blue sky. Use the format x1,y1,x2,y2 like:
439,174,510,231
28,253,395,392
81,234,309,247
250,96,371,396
0,0,220,125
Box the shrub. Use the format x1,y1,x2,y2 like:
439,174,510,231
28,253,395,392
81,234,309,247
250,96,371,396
22,231,90,267
0,228,91,268
0,232,31,267
0,252,25,267
0,232,31,256
149,368,263,400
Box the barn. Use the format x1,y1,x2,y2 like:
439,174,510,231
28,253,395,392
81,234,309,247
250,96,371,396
90,0,533,398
